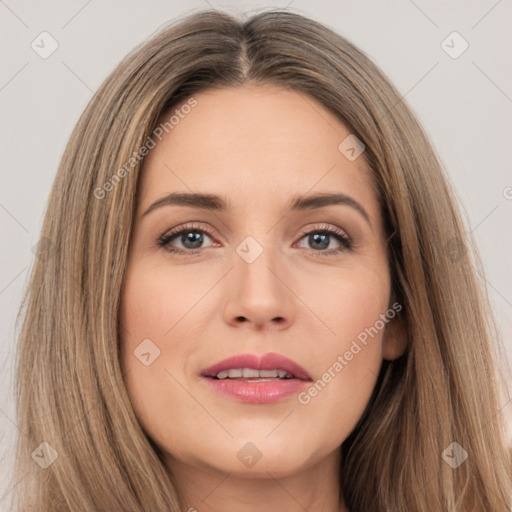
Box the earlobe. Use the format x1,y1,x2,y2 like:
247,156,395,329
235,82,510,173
382,315,408,361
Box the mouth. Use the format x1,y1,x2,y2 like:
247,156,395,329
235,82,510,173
211,368,296,381
200,352,312,403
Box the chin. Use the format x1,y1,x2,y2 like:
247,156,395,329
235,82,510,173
171,437,322,478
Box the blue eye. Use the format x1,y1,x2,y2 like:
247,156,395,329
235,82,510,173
296,228,352,253
158,223,352,256
158,223,216,253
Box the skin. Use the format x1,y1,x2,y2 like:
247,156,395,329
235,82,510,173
119,84,407,512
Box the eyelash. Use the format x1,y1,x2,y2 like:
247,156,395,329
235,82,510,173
157,223,353,257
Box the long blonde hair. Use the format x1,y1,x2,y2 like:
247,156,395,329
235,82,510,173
11,8,512,511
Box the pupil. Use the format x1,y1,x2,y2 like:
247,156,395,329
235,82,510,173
183,231,202,249
311,233,329,250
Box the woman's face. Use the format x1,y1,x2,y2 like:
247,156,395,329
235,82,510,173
119,84,406,479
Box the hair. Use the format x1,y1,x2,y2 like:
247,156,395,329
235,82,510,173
10,7,512,512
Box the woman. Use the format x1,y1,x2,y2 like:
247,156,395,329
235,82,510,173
11,8,512,511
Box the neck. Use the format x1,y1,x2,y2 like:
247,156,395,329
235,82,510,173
165,448,349,512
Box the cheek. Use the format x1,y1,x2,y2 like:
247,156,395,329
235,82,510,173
120,258,211,349
118,262,194,439
294,266,389,430
305,261,390,354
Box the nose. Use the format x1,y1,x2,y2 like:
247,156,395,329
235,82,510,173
222,239,296,331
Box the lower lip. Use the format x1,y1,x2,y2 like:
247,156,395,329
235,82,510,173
202,377,309,403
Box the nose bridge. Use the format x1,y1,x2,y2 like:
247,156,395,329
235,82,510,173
223,229,295,329
234,231,283,296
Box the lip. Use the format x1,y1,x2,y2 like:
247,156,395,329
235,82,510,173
200,352,312,404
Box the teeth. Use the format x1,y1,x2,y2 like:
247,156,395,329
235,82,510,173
214,368,294,379
242,368,259,378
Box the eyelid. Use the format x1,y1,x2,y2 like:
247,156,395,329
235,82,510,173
296,223,350,241
158,222,218,248
294,223,352,252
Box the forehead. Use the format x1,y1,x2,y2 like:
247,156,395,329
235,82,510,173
138,84,378,218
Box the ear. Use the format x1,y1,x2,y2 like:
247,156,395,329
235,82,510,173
382,308,408,361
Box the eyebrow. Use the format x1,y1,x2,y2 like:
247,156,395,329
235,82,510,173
142,192,371,225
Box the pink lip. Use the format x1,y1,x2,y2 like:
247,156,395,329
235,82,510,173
200,352,312,404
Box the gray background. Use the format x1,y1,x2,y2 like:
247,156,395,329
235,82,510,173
1,0,511,503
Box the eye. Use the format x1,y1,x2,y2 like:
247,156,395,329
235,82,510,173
158,223,217,254
295,224,352,256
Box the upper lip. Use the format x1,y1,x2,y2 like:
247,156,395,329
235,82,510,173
200,352,312,381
